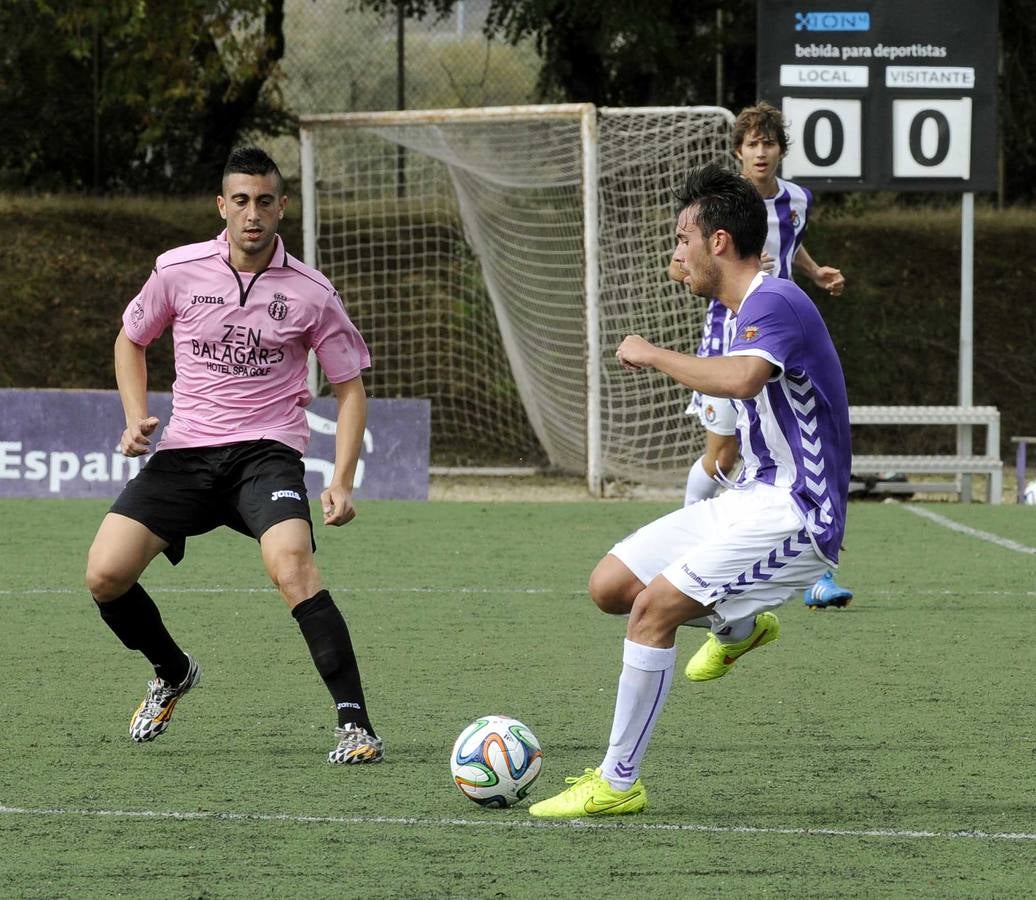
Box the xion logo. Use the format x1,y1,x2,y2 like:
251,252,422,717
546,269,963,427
794,11,870,32
192,294,224,305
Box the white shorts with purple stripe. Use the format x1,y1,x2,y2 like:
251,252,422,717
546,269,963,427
609,481,828,628
685,391,738,436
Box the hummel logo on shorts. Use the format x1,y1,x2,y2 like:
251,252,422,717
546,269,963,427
271,489,302,501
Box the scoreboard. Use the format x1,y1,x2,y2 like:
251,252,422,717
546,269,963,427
757,1,997,191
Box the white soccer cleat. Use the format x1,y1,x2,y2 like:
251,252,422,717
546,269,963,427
129,654,202,743
328,723,384,764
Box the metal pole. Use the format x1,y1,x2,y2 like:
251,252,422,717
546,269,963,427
300,127,320,397
396,2,406,198
715,9,724,107
582,106,602,497
958,191,975,501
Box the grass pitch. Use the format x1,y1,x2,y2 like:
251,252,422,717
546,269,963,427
1,498,1035,899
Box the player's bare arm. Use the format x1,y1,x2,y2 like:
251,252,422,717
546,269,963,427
321,375,367,526
616,335,774,398
793,245,845,296
114,327,160,457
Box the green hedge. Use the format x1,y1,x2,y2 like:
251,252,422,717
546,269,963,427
3,195,1033,460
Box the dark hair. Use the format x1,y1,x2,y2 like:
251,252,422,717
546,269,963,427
675,164,767,259
222,146,284,193
732,101,789,155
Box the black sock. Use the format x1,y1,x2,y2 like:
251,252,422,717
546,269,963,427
292,590,375,735
95,583,189,685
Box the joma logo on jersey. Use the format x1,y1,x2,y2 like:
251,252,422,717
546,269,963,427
192,294,225,305
271,489,302,501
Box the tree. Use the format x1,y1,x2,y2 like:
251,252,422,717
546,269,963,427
361,0,756,108
999,0,1036,202
0,0,292,192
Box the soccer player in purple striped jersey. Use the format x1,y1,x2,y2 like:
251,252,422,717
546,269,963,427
678,101,852,609
529,165,850,818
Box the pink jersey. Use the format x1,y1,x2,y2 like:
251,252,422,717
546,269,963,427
122,230,370,454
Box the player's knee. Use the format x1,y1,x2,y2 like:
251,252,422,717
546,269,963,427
627,588,694,644
85,552,133,602
267,548,319,602
588,564,633,615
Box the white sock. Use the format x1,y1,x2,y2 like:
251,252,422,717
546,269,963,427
684,457,719,506
712,616,755,643
600,640,676,791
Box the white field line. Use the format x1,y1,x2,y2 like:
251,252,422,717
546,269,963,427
902,505,1036,555
3,586,1035,598
0,586,578,596
1,804,1034,842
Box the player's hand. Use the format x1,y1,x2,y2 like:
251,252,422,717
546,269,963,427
814,266,845,296
320,484,356,526
120,417,160,457
760,250,776,274
616,334,655,371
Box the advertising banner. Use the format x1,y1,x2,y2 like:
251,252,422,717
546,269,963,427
0,389,429,500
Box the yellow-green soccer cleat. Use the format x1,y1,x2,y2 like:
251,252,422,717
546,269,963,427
528,768,647,818
685,611,780,682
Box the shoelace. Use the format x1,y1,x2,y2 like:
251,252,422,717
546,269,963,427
563,768,598,788
140,678,177,714
334,725,375,744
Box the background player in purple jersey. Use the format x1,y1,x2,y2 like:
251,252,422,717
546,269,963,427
678,101,852,610
529,164,851,819
85,147,384,765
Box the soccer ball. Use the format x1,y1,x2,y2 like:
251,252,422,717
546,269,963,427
450,715,543,808
1024,480,1036,505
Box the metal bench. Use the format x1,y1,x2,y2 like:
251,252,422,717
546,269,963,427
848,405,1002,504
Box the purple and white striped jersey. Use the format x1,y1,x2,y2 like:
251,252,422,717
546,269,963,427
764,177,812,280
726,273,851,565
696,177,812,358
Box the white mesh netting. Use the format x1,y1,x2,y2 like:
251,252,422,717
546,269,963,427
304,105,734,485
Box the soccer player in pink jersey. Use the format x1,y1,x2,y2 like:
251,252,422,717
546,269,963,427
85,147,382,764
678,102,852,610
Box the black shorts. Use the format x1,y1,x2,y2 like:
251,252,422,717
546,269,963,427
110,439,314,565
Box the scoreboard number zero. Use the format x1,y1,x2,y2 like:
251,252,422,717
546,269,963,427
782,98,862,179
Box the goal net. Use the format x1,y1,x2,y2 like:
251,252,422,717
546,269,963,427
300,104,734,492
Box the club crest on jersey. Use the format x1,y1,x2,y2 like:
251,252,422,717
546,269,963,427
268,294,288,321
790,210,800,227
741,325,760,341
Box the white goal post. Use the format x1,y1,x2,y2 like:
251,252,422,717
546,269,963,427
300,103,735,495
